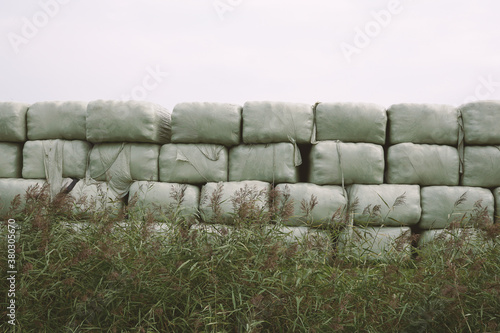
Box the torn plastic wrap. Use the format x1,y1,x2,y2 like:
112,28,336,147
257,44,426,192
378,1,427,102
159,144,228,184
229,143,299,183
88,143,160,197
129,181,200,221
418,186,494,229
462,146,500,187
0,102,29,142
386,143,459,185
274,183,347,227
27,101,87,140
387,103,458,145
86,100,171,144
315,102,387,144
171,102,241,146
309,141,384,185
348,184,421,227
0,143,23,178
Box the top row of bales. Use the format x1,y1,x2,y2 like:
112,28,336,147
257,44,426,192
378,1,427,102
1,100,499,146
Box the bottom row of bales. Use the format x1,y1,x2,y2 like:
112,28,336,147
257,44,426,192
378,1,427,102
1,179,498,261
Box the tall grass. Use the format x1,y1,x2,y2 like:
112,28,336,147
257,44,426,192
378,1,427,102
1,184,499,332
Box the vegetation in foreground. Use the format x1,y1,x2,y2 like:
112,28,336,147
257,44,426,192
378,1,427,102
1,184,499,332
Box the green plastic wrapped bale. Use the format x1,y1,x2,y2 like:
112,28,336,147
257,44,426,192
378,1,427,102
86,100,171,144
337,226,412,261
0,102,29,142
67,180,123,217
387,103,458,145
274,183,347,227
22,140,91,179
386,143,459,185
0,143,23,178
315,102,386,144
88,143,160,197
419,186,494,229
462,146,500,187
27,101,87,140
229,143,299,183
159,144,228,184
308,141,384,185
348,184,421,227
494,188,500,224
460,100,500,144
171,102,241,146
129,181,200,221
242,101,314,144
0,178,47,219
199,181,271,224
418,228,485,248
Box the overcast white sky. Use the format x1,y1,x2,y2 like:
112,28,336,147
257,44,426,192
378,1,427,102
1,0,499,110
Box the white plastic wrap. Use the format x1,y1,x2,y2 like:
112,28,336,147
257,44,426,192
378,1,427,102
348,184,421,227
0,102,29,142
460,100,500,145
0,178,47,218
0,143,23,178
171,102,241,146
27,101,87,140
229,143,299,183
387,103,458,145
274,183,347,227
86,100,171,143
386,143,459,186
309,141,384,185
315,102,387,144
419,186,494,229
462,146,500,187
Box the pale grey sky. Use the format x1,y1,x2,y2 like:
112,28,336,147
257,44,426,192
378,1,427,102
1,0,499,110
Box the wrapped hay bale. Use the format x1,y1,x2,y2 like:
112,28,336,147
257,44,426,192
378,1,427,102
171,102,241,146
462,146,500,187
22,140,91,179
0,102,30,142
199,181,271,224
159,144,228,184
315,102,386,144
66,180,123,216
129,181,200,220
309,141,384,185
418,228,485,248
387,103,458,145
460,100,500,145
86,100,171,144
337,226,412,261
242,101,314,144
0,178,47,218
0,143,23,178
419,186,494,229
229,143,299,183
274,183,347,227
27,101,87,140
88,143,160,197
264,225,331,245
386,143,459,185
348,184,421,227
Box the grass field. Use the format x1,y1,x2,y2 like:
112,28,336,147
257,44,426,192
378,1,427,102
1,185,499,332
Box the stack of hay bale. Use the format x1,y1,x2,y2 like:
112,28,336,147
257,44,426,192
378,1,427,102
386,103,495,247
312,102,413,259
